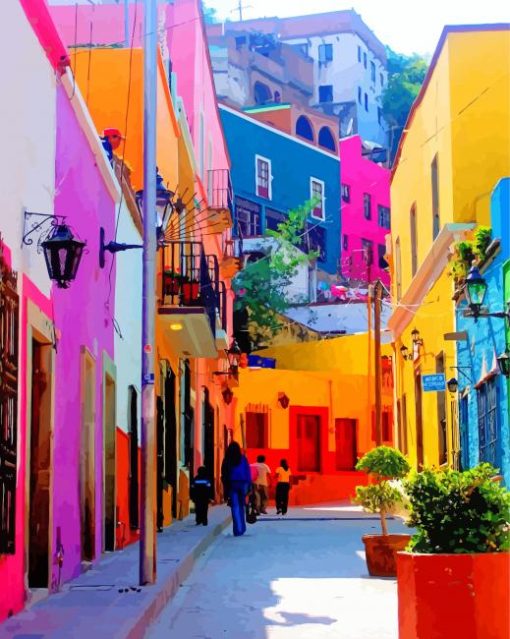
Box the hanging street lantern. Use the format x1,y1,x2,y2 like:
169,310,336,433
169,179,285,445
465,264,488,316
277,392,290,409
447,378,459,394
222,385,234,405
41,223,86,289
400,344,412,361
136,168,174,241
226,339,242,375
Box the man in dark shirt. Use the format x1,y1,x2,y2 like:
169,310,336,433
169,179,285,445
191,466,213,526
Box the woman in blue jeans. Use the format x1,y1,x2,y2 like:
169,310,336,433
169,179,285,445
221,442,251,536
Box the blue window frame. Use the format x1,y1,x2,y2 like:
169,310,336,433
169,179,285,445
477,377,498,466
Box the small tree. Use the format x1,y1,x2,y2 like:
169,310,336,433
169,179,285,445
233,199,319,350
354,446,411,536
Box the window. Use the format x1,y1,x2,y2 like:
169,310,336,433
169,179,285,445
460,395,469,470
363,193,371,220
246,412,268,449
410,203,418,276
364,92,369,111
370,61,376,82
266,208,285,232
254,81,272,105
318,127,336,152
235,196,262,237
343,235,349,251
307,225,327,262
380,73,384,87
477,377,498,466
341,184,351,203
357,86,362,104
235,36,246,50
319,84,333,103
362,238,373,265
318,43,333,63
0,254,18,555
310,178,325,220
296,115,314,141
255,155,271,199
363,51,367,68
431,154,440,239
378,204,391,229
357,45,361,62
395,237,402,300
378,244,388,269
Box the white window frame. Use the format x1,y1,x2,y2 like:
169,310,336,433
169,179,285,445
310,177,326,221
255,154,272,200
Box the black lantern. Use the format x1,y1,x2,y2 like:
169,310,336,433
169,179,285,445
136,169,174,239
465,264,488,314
227,340,242,375
497,351,510,378
278,392,290,409
447,377,459,394
411,328,423,346
400,344,412,361
41,224,85,289
222,385,234,405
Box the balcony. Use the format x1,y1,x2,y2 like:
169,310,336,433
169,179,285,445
157,241,224,359
206,169,233,233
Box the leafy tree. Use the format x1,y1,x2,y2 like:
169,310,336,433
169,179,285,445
202,2,218,24
233,200,319,350
382,48,428,164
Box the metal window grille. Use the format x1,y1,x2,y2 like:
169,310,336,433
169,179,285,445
477,378,498,466
256,158,270,198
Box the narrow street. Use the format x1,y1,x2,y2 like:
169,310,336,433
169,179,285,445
146,505,405,639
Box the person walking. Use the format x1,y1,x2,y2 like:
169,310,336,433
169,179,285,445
221,442,252,536
275,458,292,516
251,455,271,515
190,466,213,526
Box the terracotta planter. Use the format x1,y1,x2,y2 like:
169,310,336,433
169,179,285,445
182,282,200,304
397,551,510,639
362,534,412,577
163,274,181,296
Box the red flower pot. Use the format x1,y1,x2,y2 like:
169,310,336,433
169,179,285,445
362,534,412,577
397,551,510,639
163,275,181,296
182,281,200,304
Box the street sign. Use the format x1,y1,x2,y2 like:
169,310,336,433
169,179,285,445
443,331,468,341
422,373,446,392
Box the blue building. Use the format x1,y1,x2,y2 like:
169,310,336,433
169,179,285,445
219,104,340,275
455,178,510,485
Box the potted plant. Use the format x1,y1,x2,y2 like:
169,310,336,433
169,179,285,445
397,463,510,639
354,446,411,577
181,277,200,304
163,270,182,296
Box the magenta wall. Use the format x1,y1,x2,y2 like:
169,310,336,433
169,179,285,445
340,135,390,286
50,83,116,587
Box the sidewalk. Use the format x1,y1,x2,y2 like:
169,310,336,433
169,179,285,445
0,507,230,639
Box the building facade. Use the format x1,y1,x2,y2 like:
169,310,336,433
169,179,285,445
340,135,390,286
207,11,388,146
388,25,510,471
220,104,341,277
455,179,510,485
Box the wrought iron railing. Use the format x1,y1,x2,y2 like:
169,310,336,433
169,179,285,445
207,169,233,214
160,241,221,337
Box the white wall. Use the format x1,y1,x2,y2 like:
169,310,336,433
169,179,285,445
0,1,57,295
114,200,142,434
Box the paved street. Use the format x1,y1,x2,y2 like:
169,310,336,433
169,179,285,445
146,505,406,639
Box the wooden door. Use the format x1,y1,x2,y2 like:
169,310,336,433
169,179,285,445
297,415,321,472
81,350,96,562
29,339,52,587
103,372,116,551
335,419,357,470
415,372,424,468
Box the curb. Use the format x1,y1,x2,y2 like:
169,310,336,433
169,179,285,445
126,515,231,639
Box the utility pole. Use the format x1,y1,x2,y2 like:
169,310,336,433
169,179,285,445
374,279,383,446
140,0,158,586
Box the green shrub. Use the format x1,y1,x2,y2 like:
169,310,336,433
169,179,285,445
354,446,411,535
405,464,510,554
355,445,411,480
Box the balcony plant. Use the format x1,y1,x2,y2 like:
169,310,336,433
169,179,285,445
162,270,182,296
354,445,411,577
181,276,200,304
450,226,491,286
397,464,510,639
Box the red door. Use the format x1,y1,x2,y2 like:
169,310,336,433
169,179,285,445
335,419,357,470
297,415,321,471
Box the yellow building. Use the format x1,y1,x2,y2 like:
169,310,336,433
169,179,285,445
388,25,510,469
231,334,395,504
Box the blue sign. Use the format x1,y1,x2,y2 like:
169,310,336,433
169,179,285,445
422,374,446,392
248,355,276,369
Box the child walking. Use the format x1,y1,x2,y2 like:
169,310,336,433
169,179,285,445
275,458,292,516
191,466,213,526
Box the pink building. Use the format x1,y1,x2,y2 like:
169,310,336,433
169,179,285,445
340,135,390,286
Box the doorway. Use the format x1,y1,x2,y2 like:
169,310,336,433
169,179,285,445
202,388,215,486
414,372,424,468
128,386,139,530
28,338,52,588
335,419,357,470
80,349,96,562
103,371,116,552
297,414,321,472
164,369,177,519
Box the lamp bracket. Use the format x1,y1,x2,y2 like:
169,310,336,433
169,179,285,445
99,227,143,268
22,211,66,252
463,303,510,322
449,365,473,384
